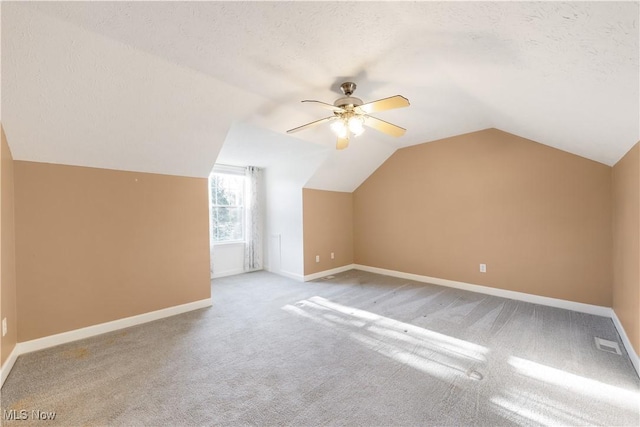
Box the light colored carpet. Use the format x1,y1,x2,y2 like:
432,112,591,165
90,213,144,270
1,270,638,426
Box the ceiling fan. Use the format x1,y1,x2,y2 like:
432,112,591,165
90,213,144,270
287,82,410,150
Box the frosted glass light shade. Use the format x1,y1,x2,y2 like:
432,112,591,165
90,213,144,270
330,119,348,138
348,116,365,136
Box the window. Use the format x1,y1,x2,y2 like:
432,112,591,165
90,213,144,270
209,171,245,243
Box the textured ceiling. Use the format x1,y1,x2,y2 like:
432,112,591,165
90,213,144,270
2,2,638,191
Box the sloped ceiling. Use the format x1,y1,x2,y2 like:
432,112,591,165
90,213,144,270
2,2,638,191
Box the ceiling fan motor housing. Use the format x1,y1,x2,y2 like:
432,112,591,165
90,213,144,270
334,82,363,108
334,96,363,109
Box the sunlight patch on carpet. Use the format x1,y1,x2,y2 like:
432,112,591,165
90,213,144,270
508,356,640,411
283,296,488,383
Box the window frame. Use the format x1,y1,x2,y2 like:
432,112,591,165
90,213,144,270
209,166,246,245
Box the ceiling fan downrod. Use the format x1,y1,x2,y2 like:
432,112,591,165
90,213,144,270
340,82,357,96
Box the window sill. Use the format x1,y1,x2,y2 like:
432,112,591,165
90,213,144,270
212,241,246,247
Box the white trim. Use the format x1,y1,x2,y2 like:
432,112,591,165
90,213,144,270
212,268,245,279
17,298,212,355
212,241,246,247
0,346,19,388
304,264,356,281
0,298,212,389
3,268,638,387
353,264,612,317
211,164,246,176
611,309,640,377
352,265,640,377
278,269,304,282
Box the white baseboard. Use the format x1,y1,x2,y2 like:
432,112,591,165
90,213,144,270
3,267,638,387
353,264,640,377
212,268,245,279
353,264,611,317
0,298,212,388
0,346,19,388
611,309,640,377
304,264,356,281
278,269,304,282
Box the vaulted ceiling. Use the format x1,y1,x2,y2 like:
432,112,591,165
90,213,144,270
2,2,638,191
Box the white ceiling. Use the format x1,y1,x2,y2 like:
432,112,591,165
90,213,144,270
2,2,638,191
217,121,331,170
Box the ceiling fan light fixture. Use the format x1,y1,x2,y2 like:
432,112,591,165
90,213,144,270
287,81,410,150
330,119,348,138
347,116,365,136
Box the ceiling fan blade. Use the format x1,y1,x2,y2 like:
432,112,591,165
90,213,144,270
286,116,334,134
336,136,349,150
356,95,410,114
302,100,345,113
363,115,406,137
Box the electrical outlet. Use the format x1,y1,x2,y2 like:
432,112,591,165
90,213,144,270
331,252,335,259
479,264,487,273
2,318,7,337
315,255,320,263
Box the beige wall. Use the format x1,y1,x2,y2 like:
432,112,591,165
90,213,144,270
612,143,639,354
353,129,612,306
14,161,211,341
1,127,18,366
303,189,354,275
